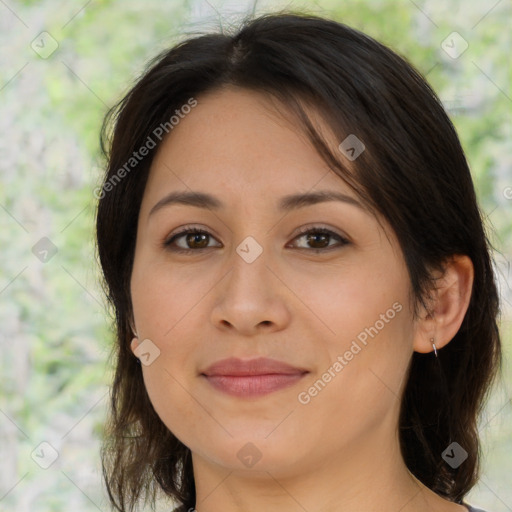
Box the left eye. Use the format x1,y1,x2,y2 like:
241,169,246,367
163,226,349,253
288,227,350,251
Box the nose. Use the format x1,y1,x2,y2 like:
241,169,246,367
210,247,291,336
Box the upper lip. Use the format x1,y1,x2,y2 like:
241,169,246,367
201,357,308,376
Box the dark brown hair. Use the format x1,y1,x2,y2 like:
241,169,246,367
96,11,502,512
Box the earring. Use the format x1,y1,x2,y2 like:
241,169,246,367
430,337,438,358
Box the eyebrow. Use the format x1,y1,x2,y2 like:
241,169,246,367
148,190,365,217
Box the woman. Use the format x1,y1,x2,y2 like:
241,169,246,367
95,12,501,512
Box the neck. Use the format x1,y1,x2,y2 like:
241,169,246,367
190,416,446,512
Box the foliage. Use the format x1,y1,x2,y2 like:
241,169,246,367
0,1,510,510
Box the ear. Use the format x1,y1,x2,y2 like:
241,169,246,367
413,255,474,354
130,337,140,356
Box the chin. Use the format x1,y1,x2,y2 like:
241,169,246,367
194,434,308,476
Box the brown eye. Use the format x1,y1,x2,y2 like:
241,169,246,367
164,228,221,253
289,227,350,251
305,232,330,249
184,232,209,249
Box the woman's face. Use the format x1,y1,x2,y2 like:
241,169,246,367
130,86,420,478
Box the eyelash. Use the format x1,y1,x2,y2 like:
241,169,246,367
162,225,350,254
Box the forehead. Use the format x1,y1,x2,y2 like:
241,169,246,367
142,86,356,204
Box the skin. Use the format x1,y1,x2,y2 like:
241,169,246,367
130,86,474,512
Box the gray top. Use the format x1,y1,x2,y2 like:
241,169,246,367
463,503,489,512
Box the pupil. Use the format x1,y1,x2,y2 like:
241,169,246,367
308,233,329,248
188,233,208,248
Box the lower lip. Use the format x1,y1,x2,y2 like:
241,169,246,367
203,373,307,397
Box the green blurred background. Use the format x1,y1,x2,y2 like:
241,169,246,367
0,0,510,510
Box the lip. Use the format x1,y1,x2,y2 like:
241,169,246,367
201,357,309,397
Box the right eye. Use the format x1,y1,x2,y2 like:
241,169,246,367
163,227,222,253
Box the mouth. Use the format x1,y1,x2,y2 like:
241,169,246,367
200,357,309,398
202,373,308,397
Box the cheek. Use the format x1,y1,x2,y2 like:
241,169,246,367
130,250,207,338
141,362,208,451
296,259,413,418
131,268,215,447
295,310,413,456
291,254,411,353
